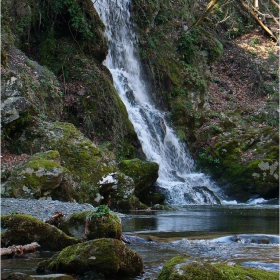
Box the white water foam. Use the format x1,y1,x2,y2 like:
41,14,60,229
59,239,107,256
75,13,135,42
94,0,221,204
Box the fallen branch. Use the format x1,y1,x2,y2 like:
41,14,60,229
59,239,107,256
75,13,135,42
237,0,278,42
1,242,41,258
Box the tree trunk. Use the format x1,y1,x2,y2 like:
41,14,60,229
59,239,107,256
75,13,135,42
254,0,259,9
191,0,220,29
1,242,41,257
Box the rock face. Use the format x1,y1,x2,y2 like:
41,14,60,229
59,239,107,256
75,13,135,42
58,206,122,240
37,238,144,277
1,214,81,250
118,158,159,200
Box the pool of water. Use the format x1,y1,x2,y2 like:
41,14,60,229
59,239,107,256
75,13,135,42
1,204,279,279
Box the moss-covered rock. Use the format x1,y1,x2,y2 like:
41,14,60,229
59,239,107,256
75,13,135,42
158,256,279,280
95,171,147,210
118,158,159,200
214,264,279,280
158,256,227,280
195,125,279,201
58,208,122,240
14,120,116,204
2,150,68,199
37,238,143,277
1,214,82,250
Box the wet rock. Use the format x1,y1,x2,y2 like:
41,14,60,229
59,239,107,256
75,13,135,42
118,158,159,200
37,238,143,277
1,214,81,250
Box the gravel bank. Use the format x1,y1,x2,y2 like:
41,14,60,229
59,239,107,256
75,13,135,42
1,198,97,221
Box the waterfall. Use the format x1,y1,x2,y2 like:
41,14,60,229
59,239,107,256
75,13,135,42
94,0,221,205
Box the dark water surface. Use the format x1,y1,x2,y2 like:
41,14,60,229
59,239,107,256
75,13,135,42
1,204,279,279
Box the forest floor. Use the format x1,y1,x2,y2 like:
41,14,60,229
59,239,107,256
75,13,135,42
206,26,279,127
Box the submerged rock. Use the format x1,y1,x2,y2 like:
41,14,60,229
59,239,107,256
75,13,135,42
1,214,81,250
37,238,144,277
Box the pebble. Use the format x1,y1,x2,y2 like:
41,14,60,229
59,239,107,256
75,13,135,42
1,198,97,221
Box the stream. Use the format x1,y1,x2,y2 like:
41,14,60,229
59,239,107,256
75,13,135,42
1,201,279,279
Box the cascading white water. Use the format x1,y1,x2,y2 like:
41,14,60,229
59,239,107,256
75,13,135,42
94,0,221,204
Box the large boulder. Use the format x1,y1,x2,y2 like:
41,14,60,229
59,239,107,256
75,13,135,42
96,172,147,210
1,214,81,250
118,158,159,200
2,150,70,199
37,238,144,277
14,120,115,204
58,206,122,240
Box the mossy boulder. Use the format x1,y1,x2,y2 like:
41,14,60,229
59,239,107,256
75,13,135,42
96,172,147,210
14,120,116,204
37,238,143,277
158,256,279,280
158,256,227,280
2,150,69,199
58,207,122,240
1,214,82,250
118,158,159,200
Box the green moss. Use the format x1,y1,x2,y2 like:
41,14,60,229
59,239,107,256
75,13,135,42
158,256,227,280
118,158,159,199
41,238,143,276
2,150,66,198
159,257,278,280
158,256,186,280
214,264,279,280
1,214,81,250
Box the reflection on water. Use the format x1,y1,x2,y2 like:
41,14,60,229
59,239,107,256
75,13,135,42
1,251,54,278
122,205,279,238
1,205,279,279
